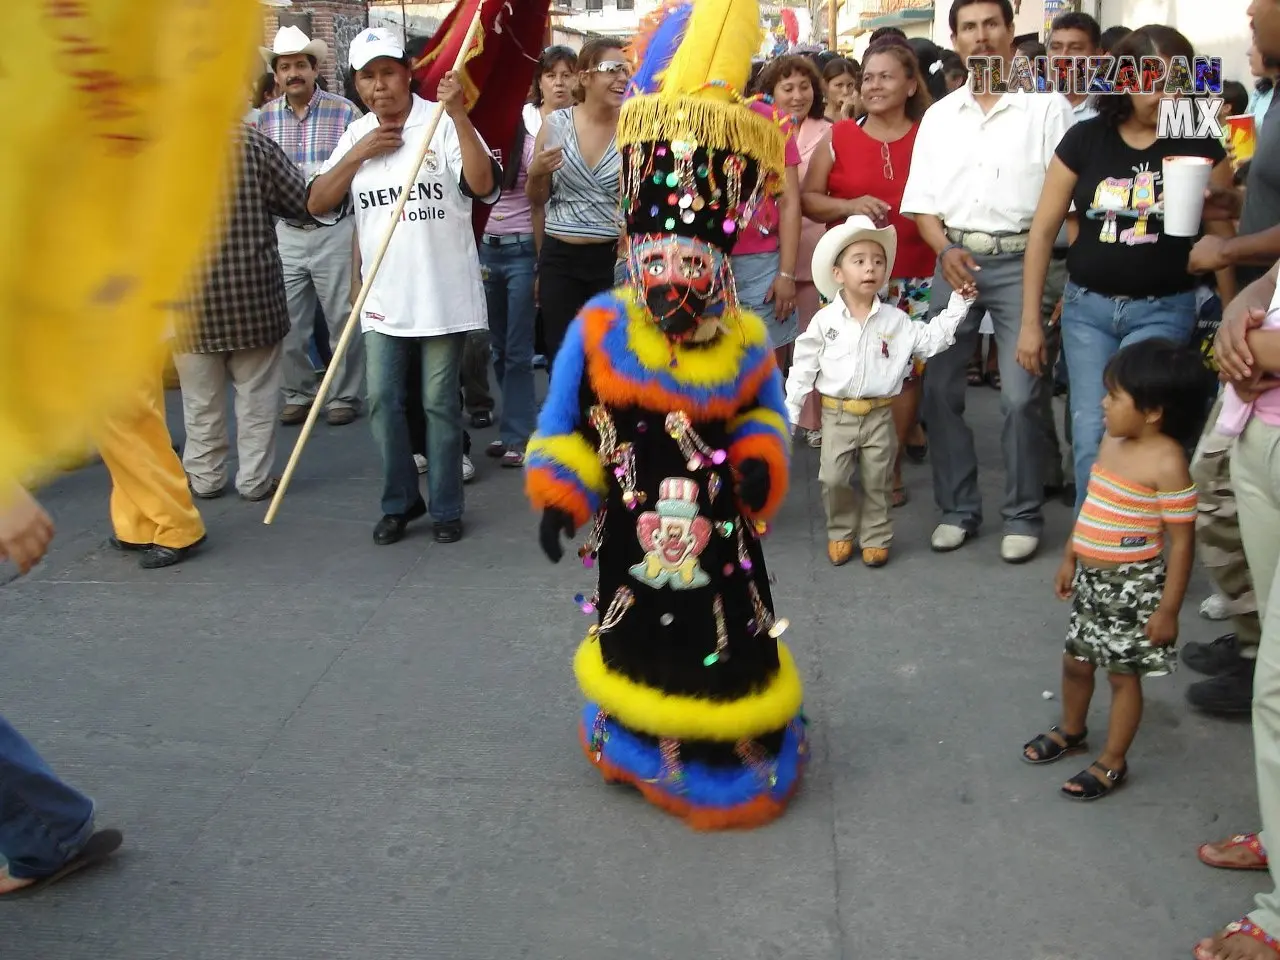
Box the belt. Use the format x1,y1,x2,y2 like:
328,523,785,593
821,395,894,415
946,228,1030,256
282,220,323,231
482,232,534,246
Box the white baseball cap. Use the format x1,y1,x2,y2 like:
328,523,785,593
349,27,406,70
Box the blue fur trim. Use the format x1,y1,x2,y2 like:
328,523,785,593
581,702,806,809
537,318,588,436
754,367,789,428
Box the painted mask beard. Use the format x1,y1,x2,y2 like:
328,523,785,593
629,236,728,340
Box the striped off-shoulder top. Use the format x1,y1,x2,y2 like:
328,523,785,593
1072,466,1197,564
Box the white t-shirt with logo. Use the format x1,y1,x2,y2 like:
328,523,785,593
317,94,498,337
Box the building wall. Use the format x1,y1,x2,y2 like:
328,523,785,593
263,0,368,93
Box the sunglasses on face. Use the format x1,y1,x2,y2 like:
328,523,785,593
592,60,632,77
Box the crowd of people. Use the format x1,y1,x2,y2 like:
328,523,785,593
5,0,1280,954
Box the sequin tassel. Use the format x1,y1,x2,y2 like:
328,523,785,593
589,708,609,762
703,594,730,666
652,737,685,788
734,739,779,789
664,411,728,472
591,405,645,509
587,586,636,638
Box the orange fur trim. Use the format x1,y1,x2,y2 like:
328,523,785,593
580,305,774,420
578,724,803,830
525,467,593,528
728,434,789,521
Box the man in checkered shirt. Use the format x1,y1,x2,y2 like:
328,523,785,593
257,26,365,427
172,127,309,503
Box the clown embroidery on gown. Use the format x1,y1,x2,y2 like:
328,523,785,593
630,478,713,589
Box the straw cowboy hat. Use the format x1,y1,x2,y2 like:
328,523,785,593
261,26,329,69
811,215,898,303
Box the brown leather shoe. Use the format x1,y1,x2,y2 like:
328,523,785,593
280,403,311,425
827,540,854,566
862,547,889,567
325,407,356,426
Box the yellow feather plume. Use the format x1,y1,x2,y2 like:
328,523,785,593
660,0,762,101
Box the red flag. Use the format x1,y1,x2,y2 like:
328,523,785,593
412,0,552,238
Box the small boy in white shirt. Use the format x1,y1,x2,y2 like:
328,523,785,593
785,215,975,568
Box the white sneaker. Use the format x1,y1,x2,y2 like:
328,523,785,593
930,523,970,552
413,453,428,474
1200,592,1232,620
462,454,476,483
1000,534,1040,564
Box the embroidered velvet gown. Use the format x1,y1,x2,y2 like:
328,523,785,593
526,288,806,829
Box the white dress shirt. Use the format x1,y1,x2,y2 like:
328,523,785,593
899,88,1074,235
784,290,974,424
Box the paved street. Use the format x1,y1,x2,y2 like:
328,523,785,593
0,385,1260,960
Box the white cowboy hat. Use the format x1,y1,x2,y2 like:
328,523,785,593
349,27,407,70
811,214,898,303
261,26,329,69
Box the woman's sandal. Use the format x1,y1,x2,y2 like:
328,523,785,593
1194,919,1280,960
891,483,908,508
966,359,984,386
1198,833,1269,871
1021,725,1088,765
1061,760,1127,801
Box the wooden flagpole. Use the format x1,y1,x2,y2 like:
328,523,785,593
264,7,485,525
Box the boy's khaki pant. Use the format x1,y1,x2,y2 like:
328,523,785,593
818,399,897,549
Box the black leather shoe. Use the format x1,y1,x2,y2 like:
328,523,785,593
109,536,150,552
469,411,493,429
433,520,463,543
373,498,427,545
1186,658,1256,716
139,535,206,570
1182,633,1243,676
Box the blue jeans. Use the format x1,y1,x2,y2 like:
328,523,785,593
365,330,466,521
479,238,537,450
1061,281,1197,509
0,714,95,879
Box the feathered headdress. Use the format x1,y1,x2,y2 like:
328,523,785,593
618,0,785,252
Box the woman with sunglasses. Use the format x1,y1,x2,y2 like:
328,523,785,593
801,39,934,506
526,38,627,364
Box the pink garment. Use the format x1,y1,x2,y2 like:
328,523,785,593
731,100,802,256
486,134,537,235
1218,308,1280,434
795,117,831,285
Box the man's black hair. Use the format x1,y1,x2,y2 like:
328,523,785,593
1049,11,1102,47
271,53,318,72
1102,339,1213,447
1222,79,1250,116
868,26,907,44
948,0,1014,34
1098,25,1132,54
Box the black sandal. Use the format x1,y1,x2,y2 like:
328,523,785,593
1021,725,1088,765
1061,760,1127,801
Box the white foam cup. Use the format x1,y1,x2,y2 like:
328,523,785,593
1161,156,1214,237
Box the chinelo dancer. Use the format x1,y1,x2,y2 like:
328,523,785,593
523,0,806,830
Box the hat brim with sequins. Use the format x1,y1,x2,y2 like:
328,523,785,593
619,0,787,254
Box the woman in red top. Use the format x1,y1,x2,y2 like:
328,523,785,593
802,39,933,506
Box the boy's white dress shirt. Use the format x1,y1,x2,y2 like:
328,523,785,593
784,290,973,426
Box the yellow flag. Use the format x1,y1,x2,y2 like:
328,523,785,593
0,0,260,490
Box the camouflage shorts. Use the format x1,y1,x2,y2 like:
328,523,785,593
1064,559,1176,677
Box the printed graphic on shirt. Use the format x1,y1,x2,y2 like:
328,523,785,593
1086,164,1162,246
630,478,713,590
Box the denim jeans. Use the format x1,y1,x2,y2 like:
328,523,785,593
365,330,466,521
0,714,95,879
479,238,537,450
1061,281,1197,509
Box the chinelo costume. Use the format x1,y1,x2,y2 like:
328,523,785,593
524,0,806,830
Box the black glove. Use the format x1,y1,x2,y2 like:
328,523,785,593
539,507,577,563
737,457,770,512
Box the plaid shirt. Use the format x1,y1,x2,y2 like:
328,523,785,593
257,88,361,180
177,128,309,354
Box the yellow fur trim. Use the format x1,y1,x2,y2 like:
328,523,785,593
618,95,785,183
661,0,760,101
574,636,804,741
728,407,788,437
619,290,770,386
526,433,607,493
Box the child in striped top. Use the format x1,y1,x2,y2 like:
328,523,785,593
1022,339,1204,802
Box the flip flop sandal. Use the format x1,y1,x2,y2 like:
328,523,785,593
966,360,984,386
985,370,1002,391
1061,761,1126,801
0,828,123,899
891,485,908,508
1021,725,1087,764
1194,919,1280,960
1198,833,1269,871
